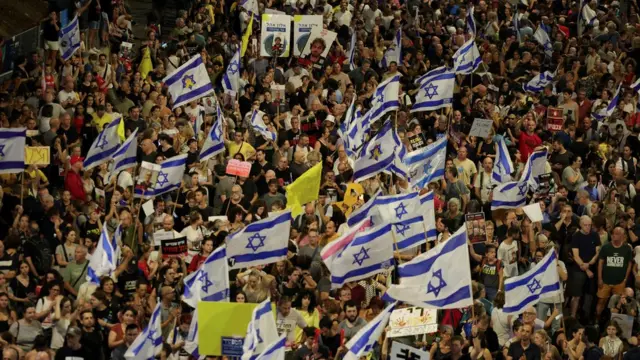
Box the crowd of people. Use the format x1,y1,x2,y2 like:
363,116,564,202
4,0,640,359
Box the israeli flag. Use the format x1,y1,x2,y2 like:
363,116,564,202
339,98,356,155
183,245,230,307
183,309,205,360
411,70,456,112
321,218,372,269
255,336,286,360
493,138,514,183
353,121,404,183
0,128,26,174
86,225,118,284
59,16,81,61
404,136,447,190
593,84,621,121
250,109,277,141
327,223,395,289
343,302,397,360
523,71,554,93
362,74,400,125
419,191,437,242
504,250,561,314
200,101,226,161
240,0,259,15
373,192,426,251
125,303,163,359
521,147,548,190
382,226,474,309
415,66,448,88
346,190,382,227
138,154,188,197
84,117,122,171
533,26,553,58
467,6,476,36
347,30,357,71
452,39,481,75
108,128,138,183
344,107,366,157
380,28,402,69
491,180,529,210
580,1,598,27
164,55,214,109
222,47,241,93
242,299,279,360
227,210,291,269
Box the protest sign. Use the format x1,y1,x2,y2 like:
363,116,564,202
25,147,50,165
293,15,322,56
547,107,563,131
465,212,486,243
226,159,252,177
408,133,427,150
161,236,188,258
260,14,291,57
469,118,493,138
387,306,438,337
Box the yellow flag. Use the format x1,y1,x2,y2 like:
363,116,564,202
116,117,126,142
241,15,254,56
286,162,322,218
139,47,153,80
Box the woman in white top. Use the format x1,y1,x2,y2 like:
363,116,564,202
490,291,512,347
180,212,206,264
51,296,77,350
599,321,624,360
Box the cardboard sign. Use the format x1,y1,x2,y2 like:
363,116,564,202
547,107,564,131
161,236,187,258
611,313,634,339
226,159,252,178
390,342,430,360
25,147,50,165
154,230,175,247
387,307,438,338
465,212,487,243
408,133,427,150
469,118,493,138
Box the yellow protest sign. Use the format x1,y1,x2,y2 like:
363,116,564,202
198,301,265,356
25,147,50,165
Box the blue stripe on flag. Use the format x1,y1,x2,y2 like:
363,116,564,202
164,56,205,85
0,129,26,138
503,283,560,314
421,285,473,307
398,230,466,278
173,84,214,108
505,252,557,290
84,147,118,168
232,248,288,264
202,289,230,302
353,154,394,181
331,258,395,285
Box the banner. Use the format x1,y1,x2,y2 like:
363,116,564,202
387,307,438,338
293,15,323,56
465,212,486,244
547,107,563,131
469,118,493,138
25,147,50,165
226,159,252,177
260,14,291,57
161,237,187,258
198,302,260,355
301,28,337,59
134,161,160,197
390,342,430,360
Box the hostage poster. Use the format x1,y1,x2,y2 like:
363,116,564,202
260,14,292,57
293,15,322,56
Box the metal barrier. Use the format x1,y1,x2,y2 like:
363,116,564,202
0,24,43,82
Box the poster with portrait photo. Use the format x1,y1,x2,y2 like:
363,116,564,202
465,212,487,244
260,14,292,57
135,161,161,198
301,28,337,59
271,85,285,103
293,15,323,56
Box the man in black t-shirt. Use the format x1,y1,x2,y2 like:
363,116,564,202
568,216,601,319
194,188,215,220
55,326,90,360
507,324,541,360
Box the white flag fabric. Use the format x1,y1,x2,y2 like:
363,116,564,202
491,180,529,211
380,28,402,69
373,192,426,251
254,335,286,360
227,210,291,269
125,303,163,359
521,147,548,189
346,190,382,227
327,223,395,289
347,30,357,71
182,245,230,307
390,342,430,360
86,225,118,284
59,16,81,61
108,128,138,183
593,84,620,121
353,122,406,183
361,74,400,125
222,47,241,93
138,154,188,197
504,250,561,314
419,191,437,242
411,70,455,113
493,137,514,183
183,309,205,359
84,117,122,171
404,136,447,190
200,101,226,161
415,66,447,88
523,71,554,93
321,218,372,269
0,128,26,174
452,39,481,75
466,6,476,36
533,26,553,57
383,225,474,309
343,302,398,360
250,109,277,141
164,55,214,109
242,299,279,360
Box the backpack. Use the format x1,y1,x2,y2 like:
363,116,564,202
583,345,604,360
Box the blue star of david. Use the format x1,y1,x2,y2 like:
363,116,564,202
427,269,447,297
229,61,240,75
527,278,541,294
0,144,5,158
256,328,263,343
543,43,553,53
395,223,410,236
156,171,169,187
424,82,439,99
352,247,371,266
394,202,408,220
423,160,434,174
369,144,383,161
198,271,213,293
96,133,109,150
246,233,266,252
374,91,384,105
517,182,528,196
147,329,156,341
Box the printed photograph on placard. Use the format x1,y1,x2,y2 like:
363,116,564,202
535,173,553,199
465,212,486,243
260,14,291,57
300,28,337,59
135,161,160,196
293,15,322,56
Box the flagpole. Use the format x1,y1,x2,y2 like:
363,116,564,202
20,170,25,206
172,181,184,217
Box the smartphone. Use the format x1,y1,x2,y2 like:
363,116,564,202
161,42,167,49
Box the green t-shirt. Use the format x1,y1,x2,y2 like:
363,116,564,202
599,242,632,285
62,260,88,293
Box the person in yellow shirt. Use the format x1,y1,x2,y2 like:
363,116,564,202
225,130,256,160
293,290,320,343
452,146,477,188
91,105,112,130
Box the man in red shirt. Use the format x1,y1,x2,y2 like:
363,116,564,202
65,155,86,202
518,119,542,163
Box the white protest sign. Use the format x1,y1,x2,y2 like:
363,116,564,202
522,203,543,223
387,307,438,338
154,230,175,247
469,118,493,138
390,341,430,360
